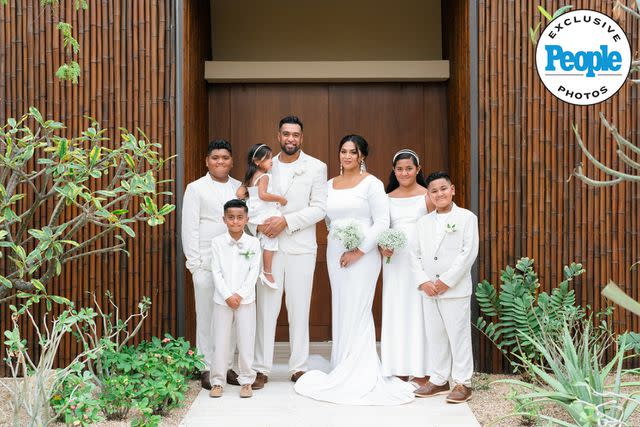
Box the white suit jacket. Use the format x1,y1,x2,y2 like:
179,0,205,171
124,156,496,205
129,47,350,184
181,174,241,274
414,203,479,299
210,232,261,305
271,151,327,254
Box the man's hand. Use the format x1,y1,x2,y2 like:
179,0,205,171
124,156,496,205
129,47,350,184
434,279,449,295
419,281,437,297
225,293,242,309
261,216,288,238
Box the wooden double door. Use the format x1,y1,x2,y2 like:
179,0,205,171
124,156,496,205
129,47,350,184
206,83,448,341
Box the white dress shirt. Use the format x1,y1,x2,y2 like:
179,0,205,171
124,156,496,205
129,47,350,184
210,232,261,305
181,174,241,273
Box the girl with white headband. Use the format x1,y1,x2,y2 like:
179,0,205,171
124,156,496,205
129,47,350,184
380,148,434,388
238,143,287,288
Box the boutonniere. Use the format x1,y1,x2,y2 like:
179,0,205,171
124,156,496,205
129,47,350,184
239,250,255,260
445,223,457,233
294,166,305,176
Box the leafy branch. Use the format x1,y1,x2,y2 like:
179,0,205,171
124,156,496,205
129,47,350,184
0,108,175,301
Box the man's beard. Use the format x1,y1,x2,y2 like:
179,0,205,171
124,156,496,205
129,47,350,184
280,143,300,156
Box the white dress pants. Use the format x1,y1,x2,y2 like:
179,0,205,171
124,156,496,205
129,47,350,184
211,302,257,386
254,251,316,374
192,270,235,371
422,296,473,387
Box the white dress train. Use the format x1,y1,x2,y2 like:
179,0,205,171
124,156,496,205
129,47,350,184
294,175,415,405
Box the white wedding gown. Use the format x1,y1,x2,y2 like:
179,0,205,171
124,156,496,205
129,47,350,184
294,175,415,405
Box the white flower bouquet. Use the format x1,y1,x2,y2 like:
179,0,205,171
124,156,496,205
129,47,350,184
377,229,407,264
329,219,364,251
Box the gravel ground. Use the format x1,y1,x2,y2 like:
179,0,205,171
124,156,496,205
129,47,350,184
0,378,200,427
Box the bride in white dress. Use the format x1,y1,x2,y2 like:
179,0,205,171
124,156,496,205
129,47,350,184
294,135,414,405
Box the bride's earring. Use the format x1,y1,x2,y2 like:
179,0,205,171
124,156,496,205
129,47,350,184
359,159,366,175
340,163,344,175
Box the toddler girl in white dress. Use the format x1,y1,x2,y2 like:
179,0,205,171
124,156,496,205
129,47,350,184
237,144,287,288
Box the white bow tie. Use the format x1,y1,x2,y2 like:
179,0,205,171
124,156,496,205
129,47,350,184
228,239,244,249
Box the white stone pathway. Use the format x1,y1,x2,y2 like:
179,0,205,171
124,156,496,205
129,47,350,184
180,344,480,427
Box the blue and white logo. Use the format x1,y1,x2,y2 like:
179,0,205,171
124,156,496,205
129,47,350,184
535,9,631,106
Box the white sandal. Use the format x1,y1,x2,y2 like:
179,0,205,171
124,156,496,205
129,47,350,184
259,271,279,289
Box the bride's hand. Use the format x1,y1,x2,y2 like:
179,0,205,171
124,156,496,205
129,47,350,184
378,246,393,258
340,249,364,268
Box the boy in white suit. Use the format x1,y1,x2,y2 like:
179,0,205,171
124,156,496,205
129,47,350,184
413,171,479,403
209,199,261,398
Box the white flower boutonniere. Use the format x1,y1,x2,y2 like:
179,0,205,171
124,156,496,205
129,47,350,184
239,250,255,260
445,223,457,233
294,166,305,176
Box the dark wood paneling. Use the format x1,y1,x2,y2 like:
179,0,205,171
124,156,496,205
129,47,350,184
207,83,448,340
182,0,212,346
442,0,471,209
0,0,176,370
478,0,640,372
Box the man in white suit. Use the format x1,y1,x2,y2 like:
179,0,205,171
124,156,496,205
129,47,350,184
252,116,328,387
181,140,241,389
413,171,479,403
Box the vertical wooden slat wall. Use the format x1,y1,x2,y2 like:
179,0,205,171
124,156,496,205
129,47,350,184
478,0,640,372
0,0,176,370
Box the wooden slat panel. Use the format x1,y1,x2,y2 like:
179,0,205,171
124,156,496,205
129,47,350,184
182,0,211,347
477,0,640,372
0,0,176,372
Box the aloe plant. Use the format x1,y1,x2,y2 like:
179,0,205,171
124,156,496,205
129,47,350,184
495,321,640,426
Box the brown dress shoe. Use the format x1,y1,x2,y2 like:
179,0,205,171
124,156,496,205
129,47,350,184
414,381,450,398
446,384,472,403
209,384,223,398
252,372,268,390
290,371,305,382
226,369,240,386
200,371,212,390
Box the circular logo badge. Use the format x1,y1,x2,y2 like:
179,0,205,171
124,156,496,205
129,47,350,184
535,9,631,106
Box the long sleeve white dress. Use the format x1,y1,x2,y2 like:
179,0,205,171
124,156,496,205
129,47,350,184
294,175,415,405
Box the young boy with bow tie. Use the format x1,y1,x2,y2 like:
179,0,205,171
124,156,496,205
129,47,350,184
209,199,261,398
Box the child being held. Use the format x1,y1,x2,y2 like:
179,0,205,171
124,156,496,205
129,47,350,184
237,144,287,289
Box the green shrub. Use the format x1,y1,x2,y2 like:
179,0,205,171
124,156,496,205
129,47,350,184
475,257,585,372
97,334,204,418
50,370,104,427
98,375,137,419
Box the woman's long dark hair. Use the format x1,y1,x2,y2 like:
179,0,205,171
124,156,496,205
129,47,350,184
385,152,427,193
243,144,273,186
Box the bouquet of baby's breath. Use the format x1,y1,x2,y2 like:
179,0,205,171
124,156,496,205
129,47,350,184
377,229,407,263
329,219,364,251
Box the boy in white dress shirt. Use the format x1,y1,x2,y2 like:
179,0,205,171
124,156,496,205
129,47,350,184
413,171,479,404
209,199,261,398
182,139,241,389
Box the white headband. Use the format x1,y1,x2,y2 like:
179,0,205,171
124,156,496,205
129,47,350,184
251,144,269,161
392,149,420,165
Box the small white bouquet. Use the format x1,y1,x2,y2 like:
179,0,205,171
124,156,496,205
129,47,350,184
377,229,407,264
329,219,364,251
